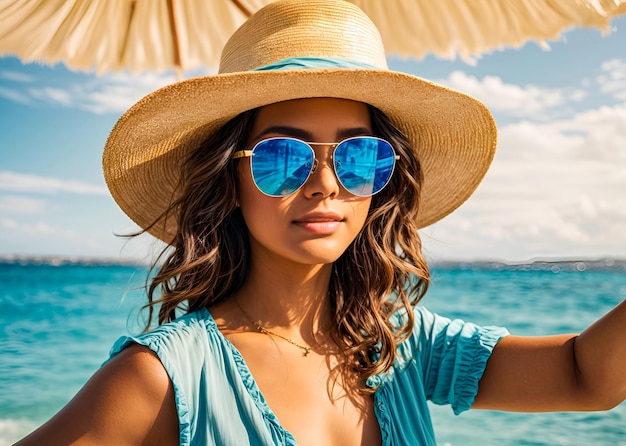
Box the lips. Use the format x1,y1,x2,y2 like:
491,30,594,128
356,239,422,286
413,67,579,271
293,212,343,234
293,212,343,224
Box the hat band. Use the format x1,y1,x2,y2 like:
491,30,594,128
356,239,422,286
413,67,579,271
251,56,379,72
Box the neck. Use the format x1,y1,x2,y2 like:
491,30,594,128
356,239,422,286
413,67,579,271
233,253,335,341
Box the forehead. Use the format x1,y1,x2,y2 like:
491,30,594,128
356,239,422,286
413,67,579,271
251,98,371,137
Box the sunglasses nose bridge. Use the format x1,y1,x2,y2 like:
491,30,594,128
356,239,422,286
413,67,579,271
302,144,343,197
308,141,338,173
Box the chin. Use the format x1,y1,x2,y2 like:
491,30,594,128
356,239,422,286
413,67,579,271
293,247,349,265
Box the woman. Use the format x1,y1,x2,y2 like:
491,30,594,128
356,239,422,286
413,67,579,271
16,0,626,445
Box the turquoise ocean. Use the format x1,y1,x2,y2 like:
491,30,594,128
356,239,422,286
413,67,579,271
1,259,625,445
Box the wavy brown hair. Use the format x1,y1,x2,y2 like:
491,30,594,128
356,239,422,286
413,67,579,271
141,104,429,395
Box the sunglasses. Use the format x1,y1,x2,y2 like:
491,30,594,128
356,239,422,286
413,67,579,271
232,136,398,197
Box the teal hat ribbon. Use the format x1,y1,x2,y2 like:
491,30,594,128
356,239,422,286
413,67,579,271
252,56,379,71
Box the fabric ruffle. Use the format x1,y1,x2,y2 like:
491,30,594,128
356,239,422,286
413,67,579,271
104,305,508,445
107,326,193,446
205,310,298,446
409,306,509,415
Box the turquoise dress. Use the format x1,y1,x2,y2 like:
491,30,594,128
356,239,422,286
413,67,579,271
107,306,508,445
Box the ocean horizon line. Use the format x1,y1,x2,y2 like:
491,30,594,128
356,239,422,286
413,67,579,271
1,253,626,272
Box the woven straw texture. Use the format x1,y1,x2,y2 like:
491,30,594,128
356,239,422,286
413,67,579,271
103,0,497,243
2,0,624,73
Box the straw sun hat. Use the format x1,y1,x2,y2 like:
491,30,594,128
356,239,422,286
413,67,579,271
103,0,497,244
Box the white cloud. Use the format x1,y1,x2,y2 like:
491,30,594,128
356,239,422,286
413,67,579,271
424,102,626,261
0,219,54,236
27,87,74,106
1,219,77,239
28,87,73,106
596,58,626,100
77,71,177,114
438,71,586,119
4,70,180,114
31,222,57,235
601,59,626,79
0,86,30,104
0,195,48,214
0,216,161,261
0,70,35,82
1,218,18,229
0,171,108,195
553,104,626,161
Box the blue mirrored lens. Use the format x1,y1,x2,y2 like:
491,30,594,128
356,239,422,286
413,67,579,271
250,138,314,196
334,137,396,196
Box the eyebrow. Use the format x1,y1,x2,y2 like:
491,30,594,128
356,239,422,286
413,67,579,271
252,125,373,142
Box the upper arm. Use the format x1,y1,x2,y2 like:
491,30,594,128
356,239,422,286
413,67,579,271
14,344,179,446
473,334,587,412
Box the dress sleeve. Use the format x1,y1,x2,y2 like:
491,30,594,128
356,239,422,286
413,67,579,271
105,324,195,446
410,306,509,415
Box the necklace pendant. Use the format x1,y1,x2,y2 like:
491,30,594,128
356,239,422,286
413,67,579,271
235,301,314,358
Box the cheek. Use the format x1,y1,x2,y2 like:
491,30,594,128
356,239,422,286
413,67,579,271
236,159,269,207
236,161,285,227
351,198,372,231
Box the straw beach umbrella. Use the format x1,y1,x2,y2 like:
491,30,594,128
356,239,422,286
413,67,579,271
0,0,625,75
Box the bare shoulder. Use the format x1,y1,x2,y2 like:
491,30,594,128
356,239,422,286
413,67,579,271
14,344,178,446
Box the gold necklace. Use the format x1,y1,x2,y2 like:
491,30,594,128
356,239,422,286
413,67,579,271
235,299,313,357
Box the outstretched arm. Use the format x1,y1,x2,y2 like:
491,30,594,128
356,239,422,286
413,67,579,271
473,299,626,412
14,345,178,446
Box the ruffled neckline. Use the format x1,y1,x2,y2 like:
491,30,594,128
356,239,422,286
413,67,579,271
198,307,391,446
199,307,298,445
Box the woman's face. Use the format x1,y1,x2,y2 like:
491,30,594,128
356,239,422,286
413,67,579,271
237,98,373,266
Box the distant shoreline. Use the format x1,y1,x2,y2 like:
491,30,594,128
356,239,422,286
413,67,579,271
0,254,149,267
430,258,626,272
1,254,625,271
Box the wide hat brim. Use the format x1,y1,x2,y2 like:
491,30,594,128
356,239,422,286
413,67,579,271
103,67,496,244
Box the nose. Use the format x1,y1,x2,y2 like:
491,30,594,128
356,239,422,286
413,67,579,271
301,146,340,198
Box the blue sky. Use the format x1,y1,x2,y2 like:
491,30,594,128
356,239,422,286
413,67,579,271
1,15,625,262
